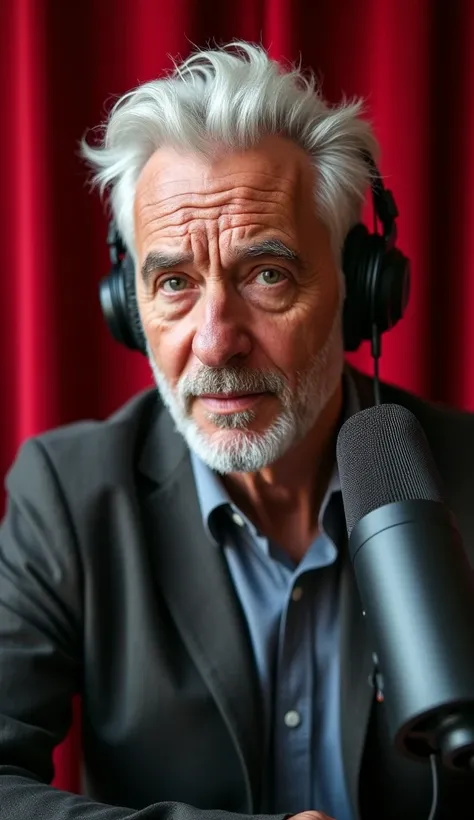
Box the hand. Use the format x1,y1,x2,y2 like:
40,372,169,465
292,812,335,820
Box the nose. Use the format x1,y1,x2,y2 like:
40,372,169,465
192,288,252,368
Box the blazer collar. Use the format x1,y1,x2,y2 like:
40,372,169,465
138,398,188,485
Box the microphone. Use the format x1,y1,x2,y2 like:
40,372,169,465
336,402,474,773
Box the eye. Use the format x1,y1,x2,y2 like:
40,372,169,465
160,276,189,293
255,269,286,286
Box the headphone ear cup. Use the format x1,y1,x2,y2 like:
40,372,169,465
343,225,411,351
99,253,147,354
121,254,148,353
374,247,411,334
342,223,372,351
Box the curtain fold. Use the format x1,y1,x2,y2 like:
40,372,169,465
1,0,473,793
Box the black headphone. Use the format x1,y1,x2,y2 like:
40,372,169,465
99,154,410,354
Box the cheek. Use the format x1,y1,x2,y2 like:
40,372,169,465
140,302,194,386
254,314,317,379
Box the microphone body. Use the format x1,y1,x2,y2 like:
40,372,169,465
337,403,474,772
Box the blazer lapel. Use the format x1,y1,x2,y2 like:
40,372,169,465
339,367,378,818
138,404,264,812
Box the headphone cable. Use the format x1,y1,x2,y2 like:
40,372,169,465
371,323,382,405
427,754,441,820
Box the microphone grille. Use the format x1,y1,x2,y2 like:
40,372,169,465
336,403,445,537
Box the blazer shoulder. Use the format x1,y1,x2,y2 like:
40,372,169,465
350,365,474,434
10,388,161,490
380,378,474,438
349,364,474,481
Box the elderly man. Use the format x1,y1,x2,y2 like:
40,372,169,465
0,42,473,820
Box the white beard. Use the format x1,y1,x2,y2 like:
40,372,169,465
147,308,344,474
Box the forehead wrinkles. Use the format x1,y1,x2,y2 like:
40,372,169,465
141,174,294,212
134,155,314,255
139,166,298,197
141,191,295,236
136,162,300,213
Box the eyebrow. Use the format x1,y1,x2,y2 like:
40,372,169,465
231,239,303,266
140,238,304,286
141,251,194,285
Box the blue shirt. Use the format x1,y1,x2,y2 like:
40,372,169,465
190,398,355,820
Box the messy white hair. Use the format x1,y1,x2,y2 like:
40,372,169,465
81,41,379,259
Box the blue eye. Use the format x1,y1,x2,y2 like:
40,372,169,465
255,269,286,286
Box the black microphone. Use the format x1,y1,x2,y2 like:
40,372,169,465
336,402,474,773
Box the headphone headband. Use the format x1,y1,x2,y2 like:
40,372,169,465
362,152,399,247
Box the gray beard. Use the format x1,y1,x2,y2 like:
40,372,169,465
146,308,344,473
205,409,256,429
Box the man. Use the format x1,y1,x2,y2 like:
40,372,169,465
0,42,473,820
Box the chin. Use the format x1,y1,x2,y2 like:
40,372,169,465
182,413,298,474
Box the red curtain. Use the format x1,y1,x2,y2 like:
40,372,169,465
1,0,474,794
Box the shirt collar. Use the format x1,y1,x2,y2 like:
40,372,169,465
190,449,232,542
190,365,361,544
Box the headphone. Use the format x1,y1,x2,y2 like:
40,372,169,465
99,154,410,355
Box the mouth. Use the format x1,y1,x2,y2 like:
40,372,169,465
196,392,268,413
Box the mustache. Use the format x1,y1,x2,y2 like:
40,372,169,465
178,366,287,400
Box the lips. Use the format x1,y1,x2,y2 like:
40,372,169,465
197,392,266,413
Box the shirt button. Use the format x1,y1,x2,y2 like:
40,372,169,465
284,710,301,728
231,512,245,527
291,586,303,601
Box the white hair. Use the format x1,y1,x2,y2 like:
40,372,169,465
81,41,379,259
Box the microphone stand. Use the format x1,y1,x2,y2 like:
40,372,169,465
372,654,474,820
372,651,474,772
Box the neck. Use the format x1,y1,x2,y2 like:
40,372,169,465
222,380,344,559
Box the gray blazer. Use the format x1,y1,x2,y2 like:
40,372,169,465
0,367,473,820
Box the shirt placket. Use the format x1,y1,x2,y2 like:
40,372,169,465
273,569,314,814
